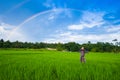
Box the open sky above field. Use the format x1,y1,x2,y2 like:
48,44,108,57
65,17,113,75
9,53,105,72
0,0,120,43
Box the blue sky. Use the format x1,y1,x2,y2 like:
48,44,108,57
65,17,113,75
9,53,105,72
0,0,120,43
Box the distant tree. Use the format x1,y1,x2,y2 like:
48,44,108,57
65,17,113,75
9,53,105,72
56,43,64,51
103,42,113,52
82,41,92,51
112,39,120,53
0,39,4,48
12,41,23,48
116,42,120,46
0,39,119,53
39,42,46,48
65,42,80,52
3,40,11,48
88,41,91,44
46,43,57,48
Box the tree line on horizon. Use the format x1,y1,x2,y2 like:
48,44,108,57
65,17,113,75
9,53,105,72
0,39,120,53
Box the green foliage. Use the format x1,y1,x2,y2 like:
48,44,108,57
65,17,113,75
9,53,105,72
65,42,80,52
0,39,4,48
0,39,120,52
56,43,64,51
0,49,120,80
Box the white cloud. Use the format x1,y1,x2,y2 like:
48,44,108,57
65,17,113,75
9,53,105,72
68,24,84,30
68,11,104,30
47,8,73,21
2,9,118,43
0,23,15,39
43,0,56,9
59,32,72,36
107,25,120,32
44,31,120,43
0,22,27,41
43,10,120,43
48,15,55,20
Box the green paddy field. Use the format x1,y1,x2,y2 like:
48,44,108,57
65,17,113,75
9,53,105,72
0,49,120,80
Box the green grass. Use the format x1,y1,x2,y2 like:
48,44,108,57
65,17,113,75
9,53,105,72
0,49,120,80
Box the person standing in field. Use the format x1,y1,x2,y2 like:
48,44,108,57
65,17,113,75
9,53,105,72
80,47,86,63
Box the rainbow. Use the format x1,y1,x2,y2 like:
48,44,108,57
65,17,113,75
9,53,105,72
7,8,82,40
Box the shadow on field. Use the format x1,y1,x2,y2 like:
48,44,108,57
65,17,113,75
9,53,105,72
51,66,58,80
